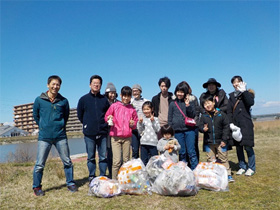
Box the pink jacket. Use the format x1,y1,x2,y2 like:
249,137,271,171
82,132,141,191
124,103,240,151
105,101,138,138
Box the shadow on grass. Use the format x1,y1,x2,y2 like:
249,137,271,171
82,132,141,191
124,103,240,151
44,177,89,192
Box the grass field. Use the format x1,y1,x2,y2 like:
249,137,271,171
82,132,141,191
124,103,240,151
0,121,279,209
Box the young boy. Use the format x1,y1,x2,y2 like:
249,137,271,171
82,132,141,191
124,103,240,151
105,86,138,180
199,95,234,182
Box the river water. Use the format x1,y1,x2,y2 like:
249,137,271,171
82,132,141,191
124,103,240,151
0,138,86,163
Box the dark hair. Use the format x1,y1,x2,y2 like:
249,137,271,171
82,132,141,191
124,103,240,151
90,75,103,85
104,92,118,99
161,124,175,136
231,76,243,84
48,75,62,85
174,81,189,98
121,86,132,96
158,76,171,89
202,95,214,107
142,101,154,111
182,81,192,94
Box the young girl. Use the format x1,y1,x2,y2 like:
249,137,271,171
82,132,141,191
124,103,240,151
157,124,181,163
105,86,138,180
137,101,161,165
168,81,198,169
227,76,255,176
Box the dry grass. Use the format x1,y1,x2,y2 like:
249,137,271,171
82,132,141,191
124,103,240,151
0,121,279,209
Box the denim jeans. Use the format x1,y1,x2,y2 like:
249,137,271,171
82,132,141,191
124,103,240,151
131,129,140,159
236,145,256,171
175,130,198,170
84,135,107,178
33,139,75,188
140,145,158,166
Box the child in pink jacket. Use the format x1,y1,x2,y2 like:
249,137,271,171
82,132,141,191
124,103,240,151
105,86,138,180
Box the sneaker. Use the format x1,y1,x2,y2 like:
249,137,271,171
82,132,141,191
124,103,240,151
228,175,235,183
236,168,246,175
67,185,78,192
245,168,255,176
34,187,45,196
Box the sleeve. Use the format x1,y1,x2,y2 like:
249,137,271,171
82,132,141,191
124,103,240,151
174,139,181,151
105,105,114,123
152,117,161,133
199,93,206,114
242,91,255,108
137,120,145,134
185,103,196,118
227,95,234,124
168,102,174,126
64,99,70,124
222,113,230,143
157,139,166,152
219,91,229,113
198,115,206,133
131,109,138,130
77,97,84,123
33,97,40,125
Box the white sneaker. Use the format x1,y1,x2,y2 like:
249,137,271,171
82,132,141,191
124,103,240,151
236,168,246,175
245,168,255,176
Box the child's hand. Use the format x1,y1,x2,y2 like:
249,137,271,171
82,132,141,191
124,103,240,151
169,144,174,149
203,123,208,132
164,145,170,150
150,114,154,121
185,95,190,107
220,141,226,147
129,118,134,127
139,117,143,124
107,115,113,120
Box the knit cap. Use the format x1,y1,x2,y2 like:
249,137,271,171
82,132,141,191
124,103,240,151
132,84,142,92
105,82,116,93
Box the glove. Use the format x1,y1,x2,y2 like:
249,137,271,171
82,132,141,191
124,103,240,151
230,123,239,131
232,127,242,142
237,82,247,92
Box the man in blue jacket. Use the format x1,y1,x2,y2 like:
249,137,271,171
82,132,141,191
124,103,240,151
32,75,77,196
77,75,110,182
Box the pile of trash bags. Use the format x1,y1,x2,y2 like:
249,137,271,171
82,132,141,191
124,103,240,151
89,155,229,198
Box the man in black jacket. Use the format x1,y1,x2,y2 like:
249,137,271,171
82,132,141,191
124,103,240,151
77,75,110,182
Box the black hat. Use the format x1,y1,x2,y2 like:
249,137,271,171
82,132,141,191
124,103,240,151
203,78,221,88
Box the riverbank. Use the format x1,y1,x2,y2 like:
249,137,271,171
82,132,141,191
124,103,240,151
0,132,83,145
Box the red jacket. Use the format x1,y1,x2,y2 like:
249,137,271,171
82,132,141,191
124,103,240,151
105,101,138,138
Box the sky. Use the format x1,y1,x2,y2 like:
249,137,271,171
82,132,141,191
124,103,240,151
1,0,279,124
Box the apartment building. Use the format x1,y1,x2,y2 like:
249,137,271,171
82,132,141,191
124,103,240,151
14,103,82,134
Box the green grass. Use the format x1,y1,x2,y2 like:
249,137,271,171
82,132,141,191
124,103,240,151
0,121,279,209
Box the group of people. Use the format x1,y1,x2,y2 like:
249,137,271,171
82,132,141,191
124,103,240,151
32,75,256,196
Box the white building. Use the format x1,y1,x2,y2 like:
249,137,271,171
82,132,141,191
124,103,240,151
0,124,29,138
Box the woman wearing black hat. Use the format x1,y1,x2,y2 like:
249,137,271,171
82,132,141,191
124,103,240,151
199,78,228,114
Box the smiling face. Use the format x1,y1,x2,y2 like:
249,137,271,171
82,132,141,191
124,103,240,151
90,78,101,94
176,90,185,100
207,83,217,94
47,79,61,96
121,94,131,105
132,89,141,99
232,78,241,91
142,105,152,118
204,100,215,112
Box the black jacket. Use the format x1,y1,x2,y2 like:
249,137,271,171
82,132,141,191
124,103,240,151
77,91,110,136
152,92,173,117
198,110,230,145
199,89,228,114
227,91,255,147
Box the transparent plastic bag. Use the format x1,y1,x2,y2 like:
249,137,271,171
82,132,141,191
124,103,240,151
118,158,152,195
146,154,175,184
152,161,198,196
88,176,121,198
193,162,229,192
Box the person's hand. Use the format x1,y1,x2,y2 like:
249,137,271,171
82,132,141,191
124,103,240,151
129,118,134,127
237,82,247,92
185,95,190,107
169,144,174,149
107,115,113,120
220,141,226,147
139,117,143,124
150,114,154,121
164,145,170,150
203,123,208,132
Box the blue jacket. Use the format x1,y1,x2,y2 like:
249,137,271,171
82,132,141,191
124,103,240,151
77,91,110,136
33,92,69,141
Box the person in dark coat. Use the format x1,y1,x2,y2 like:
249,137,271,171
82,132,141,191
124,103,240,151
227,75,256,176
199,78,228,114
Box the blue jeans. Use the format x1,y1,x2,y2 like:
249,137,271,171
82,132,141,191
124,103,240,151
84,135,107,178
175,130,198,170
140,145,158,165
131,129,140,159
236,145,256,171
33,139,75,188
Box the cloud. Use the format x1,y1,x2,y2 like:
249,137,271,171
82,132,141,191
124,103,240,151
253,101,280,115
